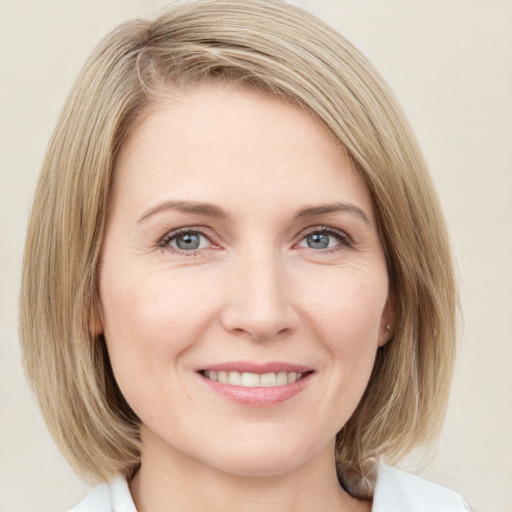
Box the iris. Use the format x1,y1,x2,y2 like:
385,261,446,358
176,233,201,250
306,232,330,249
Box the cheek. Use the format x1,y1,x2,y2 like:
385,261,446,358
302,271,387,390
99,263,221,378
99,264,224,425
301,267,388,345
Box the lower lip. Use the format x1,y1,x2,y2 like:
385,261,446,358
200,373,313,406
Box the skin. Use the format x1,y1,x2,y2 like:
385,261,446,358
97,82,393,512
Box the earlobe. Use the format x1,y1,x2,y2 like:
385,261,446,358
378,295,395,347
90,300,104,336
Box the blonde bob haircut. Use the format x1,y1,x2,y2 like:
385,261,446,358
20,0,457,498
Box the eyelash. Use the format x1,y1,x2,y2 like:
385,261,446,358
158,225,353,256
299,226,354,253
158,227,216,256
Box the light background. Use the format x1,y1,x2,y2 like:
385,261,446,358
0,1,511,511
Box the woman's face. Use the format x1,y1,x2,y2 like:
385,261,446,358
98,82,392,477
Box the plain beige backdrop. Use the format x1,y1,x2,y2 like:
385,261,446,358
1,1,511,511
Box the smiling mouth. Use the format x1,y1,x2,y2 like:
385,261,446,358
199,370,311,387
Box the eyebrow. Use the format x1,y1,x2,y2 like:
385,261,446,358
137,199,371,225
294,202,371,225
137,200,228,223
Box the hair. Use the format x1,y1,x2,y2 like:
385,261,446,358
19,0,457,499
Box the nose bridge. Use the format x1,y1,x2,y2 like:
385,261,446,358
222,242,296,340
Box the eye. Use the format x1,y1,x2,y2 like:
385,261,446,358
160,229,212,252
304,232,334,249
297,227,352,251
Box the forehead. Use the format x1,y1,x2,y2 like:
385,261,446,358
112,82,375,222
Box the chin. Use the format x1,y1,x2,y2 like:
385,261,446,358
198,434,329,479
213,453,306,478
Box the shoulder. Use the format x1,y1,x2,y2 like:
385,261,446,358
373,464,470,512
68,474,136,512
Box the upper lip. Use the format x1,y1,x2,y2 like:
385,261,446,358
198,361,313,374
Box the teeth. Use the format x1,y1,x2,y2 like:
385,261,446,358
241,372,260,387
204,371,305,387
260,372,277,387
277,371,288,385
228,371,241,386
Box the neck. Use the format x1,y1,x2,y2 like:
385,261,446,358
130,428,371,512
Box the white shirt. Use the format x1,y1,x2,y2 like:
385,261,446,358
69,464,470,511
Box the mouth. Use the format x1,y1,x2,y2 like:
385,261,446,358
199,369,311,387
197,363,314,406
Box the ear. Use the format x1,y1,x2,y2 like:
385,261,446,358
378,294,395,347
90,298,104,336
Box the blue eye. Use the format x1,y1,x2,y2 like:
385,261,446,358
175,233,201,250
298,228,350,251
306,232,331,249
162,230,211,252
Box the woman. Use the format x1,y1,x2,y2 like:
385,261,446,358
19,0,469,510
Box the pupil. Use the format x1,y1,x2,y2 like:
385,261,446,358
176,233,200,250
307,233,329,249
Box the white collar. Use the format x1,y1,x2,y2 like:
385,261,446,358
373,465,470,511
69,464,469,512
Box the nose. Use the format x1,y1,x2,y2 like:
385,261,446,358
220,249,298,341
